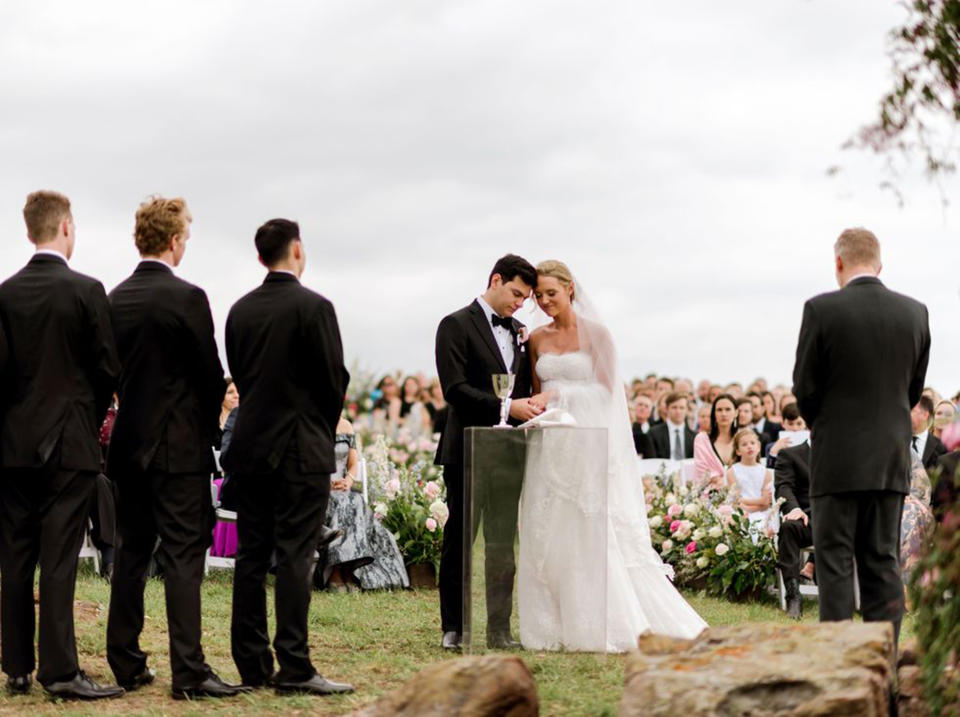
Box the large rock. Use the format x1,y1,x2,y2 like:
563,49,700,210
351,655,538,716
620,622,896,716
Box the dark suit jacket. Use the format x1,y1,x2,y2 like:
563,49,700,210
792,277,929,496
434,300,532,466
106,261,224,475
933,449,960,519
774,442,811,514
648,422,696,460
920,430,948,471
632,423,654,457
223,272,348,475
0,253,119,471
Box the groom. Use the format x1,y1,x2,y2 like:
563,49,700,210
434,254,543,650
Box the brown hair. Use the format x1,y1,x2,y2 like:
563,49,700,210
835,227,881,269
23,190,71,243
536,260,575,300
664,391,687,408
134,196,191,256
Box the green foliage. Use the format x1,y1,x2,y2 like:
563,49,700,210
909,465,960,716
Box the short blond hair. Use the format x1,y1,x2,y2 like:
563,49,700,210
23,190,71,243
835,227,881,269
536,259,575,300
134,196,192,256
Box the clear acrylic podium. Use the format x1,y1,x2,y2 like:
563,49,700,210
463,426,608,653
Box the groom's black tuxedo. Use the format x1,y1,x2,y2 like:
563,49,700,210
435,299,532,636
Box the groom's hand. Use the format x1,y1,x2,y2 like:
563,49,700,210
529,392,550,410
509,398,543,421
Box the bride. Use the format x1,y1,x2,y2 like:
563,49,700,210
517,260,706,652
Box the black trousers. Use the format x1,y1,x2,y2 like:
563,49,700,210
106,470,214,688
438,455,523,635
811,491,905,629
777,513,814,581
0,461,94,684
231,447,329,684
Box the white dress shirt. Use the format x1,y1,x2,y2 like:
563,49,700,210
476,295,515,370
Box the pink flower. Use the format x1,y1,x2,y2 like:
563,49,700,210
717,504,733,517
423,481,440,500
384,478,401,500
667,504,683,517
685,541,697,554
670,520,683,534
425,518,437,532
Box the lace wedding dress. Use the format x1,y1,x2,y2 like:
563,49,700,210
517,351,707,652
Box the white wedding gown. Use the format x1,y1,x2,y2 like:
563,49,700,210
518,351,707,652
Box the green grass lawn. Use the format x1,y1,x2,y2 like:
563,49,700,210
0,564,912,716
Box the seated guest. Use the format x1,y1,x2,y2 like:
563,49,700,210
707,384,723,404
399,375,429,435
696,403,711,434
371,374,402,434
693,394,737,489
422,378,448,435
775,439,812,619
318,417,409,592
901,452,935,586
749,391,780,448
726,429,775,533
761,390,779,424
632,394,655,457
911,395,947,470
724,382,744,399
735,398,763,441
219,378,239,435
649,392,696,460
765,403,807,467
932,399,956,441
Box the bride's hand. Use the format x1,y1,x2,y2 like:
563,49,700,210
510,398,544,421
529,391,551,410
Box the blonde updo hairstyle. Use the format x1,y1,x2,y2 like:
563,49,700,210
536,260,575,302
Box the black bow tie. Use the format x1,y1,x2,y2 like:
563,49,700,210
491,314,513,330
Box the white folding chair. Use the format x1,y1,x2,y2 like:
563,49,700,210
77,519,100,575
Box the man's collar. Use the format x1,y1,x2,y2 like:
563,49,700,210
844,272,880,286
476,295,497,322
34,248,68,264
138,258,174,272
666,420,685,431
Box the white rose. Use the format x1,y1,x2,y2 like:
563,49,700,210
429,500,450,528
715,543,729,556
708,526,723,539
692,528,705,542
661,539,673,551
648,515,663,529
683,503,699,518
665,493,678,506
696,556,709,569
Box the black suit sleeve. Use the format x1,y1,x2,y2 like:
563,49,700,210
185,287,226,441
909,306,931,408
309,300,348,433
87,280,120,425
774,450,802,515
436,315,500,424
792,300,822,428
0,319,7,379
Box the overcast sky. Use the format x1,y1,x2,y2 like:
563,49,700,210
1,1,957,393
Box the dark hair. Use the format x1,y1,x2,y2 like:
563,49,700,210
664,391,686,408
225,377,234,390
916,395,935,416
487,254,536,289
658,377,675,388
735,397,753,409
709,393,738,443
374,374,397,411
255,218,300,267
746,391,762,401
781,402,801,422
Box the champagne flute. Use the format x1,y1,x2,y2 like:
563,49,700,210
491,373,516,428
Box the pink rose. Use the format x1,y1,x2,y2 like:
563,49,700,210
670,520,683,534
667,504,683,517
425,518,437,532
423,481,440,499
685,541,697,554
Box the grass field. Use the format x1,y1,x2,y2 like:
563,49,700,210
0,564,912,716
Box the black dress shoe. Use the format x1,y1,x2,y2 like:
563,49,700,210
318,526,344,548
274,673,354,696
441,631,462,650
7,674,32,694
43,671,125,700
118,666,155,691
172,672,252,700
487,631,522,649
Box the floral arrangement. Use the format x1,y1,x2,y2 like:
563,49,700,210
343,364,382,422
364,433,448,575
642,468,779,599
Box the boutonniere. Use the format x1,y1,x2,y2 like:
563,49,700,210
517,326,530,345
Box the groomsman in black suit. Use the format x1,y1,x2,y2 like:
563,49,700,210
223,219,353,696
793,228,930,638
649,392,696,460
434,255,543,650
910,395,947,470
105,197,243,699
0,191,123,699
774,441,812,619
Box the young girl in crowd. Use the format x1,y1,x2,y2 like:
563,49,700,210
726,428,777,535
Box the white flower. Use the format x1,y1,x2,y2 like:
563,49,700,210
429,500,449,528
661,539,674,551
692,528,705,542
648,515,663,529
715,543,729,556
423,481,440,500
373,502,387,519
683,503,699,518
696,556,709,569
384,478,401,500
708,526,723,539
665,493,678,506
